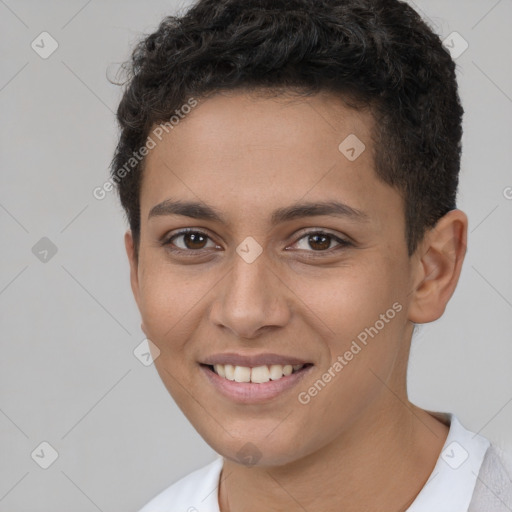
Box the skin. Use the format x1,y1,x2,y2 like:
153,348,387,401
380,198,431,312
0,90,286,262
125,90,468,512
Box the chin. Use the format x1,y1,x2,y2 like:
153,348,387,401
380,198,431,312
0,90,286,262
201,429,310,468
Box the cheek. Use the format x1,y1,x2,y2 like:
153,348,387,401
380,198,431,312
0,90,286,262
136,263,206,353
138,267,207,408
297,257,405,338
296,258,407,391
294,280,406,448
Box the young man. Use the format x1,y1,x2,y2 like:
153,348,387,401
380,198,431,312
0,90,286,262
110,0,512,510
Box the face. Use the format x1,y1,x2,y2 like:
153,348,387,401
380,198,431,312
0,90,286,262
126,90,418,467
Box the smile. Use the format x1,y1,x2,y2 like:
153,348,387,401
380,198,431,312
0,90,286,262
199,362,314,403
209,363,308,383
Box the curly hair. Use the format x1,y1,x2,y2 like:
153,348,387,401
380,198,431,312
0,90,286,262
109,0,463,258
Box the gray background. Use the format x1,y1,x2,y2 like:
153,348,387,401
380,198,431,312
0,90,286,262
1,0,511,510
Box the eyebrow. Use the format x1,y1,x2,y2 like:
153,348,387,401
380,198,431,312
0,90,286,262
148,198,369,225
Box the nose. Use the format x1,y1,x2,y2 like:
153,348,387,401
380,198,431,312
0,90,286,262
209,249,291,340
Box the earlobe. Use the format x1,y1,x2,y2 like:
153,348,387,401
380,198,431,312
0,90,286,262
408,209,468,324
124,230,141,309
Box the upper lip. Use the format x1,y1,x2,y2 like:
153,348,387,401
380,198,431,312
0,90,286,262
200,352,312,367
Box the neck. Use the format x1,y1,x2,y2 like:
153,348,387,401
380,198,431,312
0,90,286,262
218,399,449,512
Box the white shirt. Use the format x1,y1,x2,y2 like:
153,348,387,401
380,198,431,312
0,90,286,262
138,412,512,512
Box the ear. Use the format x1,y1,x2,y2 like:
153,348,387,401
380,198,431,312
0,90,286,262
124,230,142,311
408,209,468,323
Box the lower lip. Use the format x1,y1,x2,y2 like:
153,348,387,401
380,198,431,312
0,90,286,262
199,364,313,404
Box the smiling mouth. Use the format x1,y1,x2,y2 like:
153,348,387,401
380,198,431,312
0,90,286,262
202,363,313,384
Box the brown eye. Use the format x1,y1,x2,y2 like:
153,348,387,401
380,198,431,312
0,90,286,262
307,233,332,251
180,232,208,250
293,231,350,252
164,230,217,252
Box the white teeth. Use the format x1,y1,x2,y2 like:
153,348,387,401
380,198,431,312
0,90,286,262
251,365,270,383
214,364,225,378
269,364,284,380
211,363,306,383
224,364,235,380
234,366,251,383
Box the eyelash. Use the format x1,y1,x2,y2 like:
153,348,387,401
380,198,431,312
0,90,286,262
161,228,352,257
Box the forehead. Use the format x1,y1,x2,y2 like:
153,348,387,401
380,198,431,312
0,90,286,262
148,90,374,164
139,90,400,230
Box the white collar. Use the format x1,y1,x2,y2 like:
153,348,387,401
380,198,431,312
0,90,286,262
406,412,490,512
138,412,490,512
